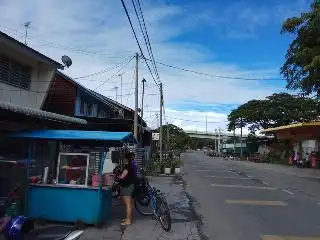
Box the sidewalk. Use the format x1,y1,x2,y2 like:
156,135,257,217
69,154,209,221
81,176,201,240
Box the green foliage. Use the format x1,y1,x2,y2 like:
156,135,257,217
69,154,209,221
154,124,190,151
227,93,319,132
281,0,320,96
246,134,260,154
144,154,183,176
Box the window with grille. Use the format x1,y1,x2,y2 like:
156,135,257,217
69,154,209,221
0,55,31,89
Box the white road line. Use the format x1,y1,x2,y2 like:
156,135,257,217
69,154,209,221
262,181,270,185
210,184,277,190
195,169,211,172
206,176,251,180
282,189,294,195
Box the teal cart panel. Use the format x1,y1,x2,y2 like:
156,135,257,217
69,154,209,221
27,184,112,225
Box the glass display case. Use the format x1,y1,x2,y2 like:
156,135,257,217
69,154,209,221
56,153,89,186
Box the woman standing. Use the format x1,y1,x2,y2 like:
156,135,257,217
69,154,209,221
118,152,135,226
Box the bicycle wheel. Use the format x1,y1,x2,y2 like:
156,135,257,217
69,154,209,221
135,187,151,206
156,197,171,232
134,198,153,216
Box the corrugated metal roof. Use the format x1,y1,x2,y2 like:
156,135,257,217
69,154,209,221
261,122,320,133
9,130,137,143
0,101,87,125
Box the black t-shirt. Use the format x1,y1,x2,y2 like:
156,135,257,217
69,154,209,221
119,164,135,187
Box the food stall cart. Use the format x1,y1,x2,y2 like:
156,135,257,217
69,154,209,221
8,130,137,225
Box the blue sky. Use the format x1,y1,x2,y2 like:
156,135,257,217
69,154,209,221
0,0,312,133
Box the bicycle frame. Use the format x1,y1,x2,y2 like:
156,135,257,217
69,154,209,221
146,183,159,216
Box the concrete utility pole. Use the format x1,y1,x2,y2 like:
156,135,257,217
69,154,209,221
159,83,163,162
134,52,139,140
114,86,119,102
214,128,217,152
166,122,170,151
205,114,208,134
218,128,221,154
24,21,31,45
141,78,146,120
117,73,124,104
233,127,236,157
140,78,146,148
156,113,159,128
240,117,243,160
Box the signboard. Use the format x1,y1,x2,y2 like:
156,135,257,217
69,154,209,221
152,133,159,141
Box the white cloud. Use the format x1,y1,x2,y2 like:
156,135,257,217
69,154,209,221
0,0,289,132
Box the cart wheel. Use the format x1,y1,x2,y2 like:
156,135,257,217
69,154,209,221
36,218,47,226
75,220,86,230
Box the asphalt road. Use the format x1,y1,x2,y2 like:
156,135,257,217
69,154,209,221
182,152,320,240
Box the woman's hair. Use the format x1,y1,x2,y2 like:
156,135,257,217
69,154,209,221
124,152,133,163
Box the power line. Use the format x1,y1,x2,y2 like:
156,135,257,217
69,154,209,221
0,25,133,59
74,55,134,79
120,0,159,87
94,56,135,90
143,57,283,81
132,0,161,84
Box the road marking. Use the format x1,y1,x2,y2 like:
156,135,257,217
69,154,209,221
282,189,294,195
210,184,277,190
195,169,211,172
262,181,269,185
226,200,287,206
262,235,320,240
206,176,251,180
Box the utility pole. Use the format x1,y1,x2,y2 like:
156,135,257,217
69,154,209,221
117,73,124,104
141,78,146,120
24,21,31,45
159,83,163,162
205,114,208,134
218,128,221,155
134,52,139,140
233,127,236,157
140,78,146,148
114,86,119,102
214,128,217,153
240,117,243,160
156,113,159,128
166,122,170,151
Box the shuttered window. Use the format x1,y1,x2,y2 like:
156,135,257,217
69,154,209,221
0,55,31,89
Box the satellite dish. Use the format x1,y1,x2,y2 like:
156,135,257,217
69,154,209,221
61,55,72,68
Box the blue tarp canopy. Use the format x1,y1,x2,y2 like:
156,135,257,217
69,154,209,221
9,130,138,144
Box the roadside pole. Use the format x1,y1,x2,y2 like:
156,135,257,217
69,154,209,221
140,78,146,148
159,83,163,162
240,117,243,160
134,52,139,140
233,127,236,157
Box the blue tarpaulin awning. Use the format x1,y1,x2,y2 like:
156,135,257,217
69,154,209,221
9,130,138,144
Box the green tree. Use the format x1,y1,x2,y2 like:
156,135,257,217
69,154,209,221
281,0,320,96
154,124,190,151
228,93,319,132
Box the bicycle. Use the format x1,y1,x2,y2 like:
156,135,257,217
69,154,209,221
134,181,171,232
111,167,171,231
